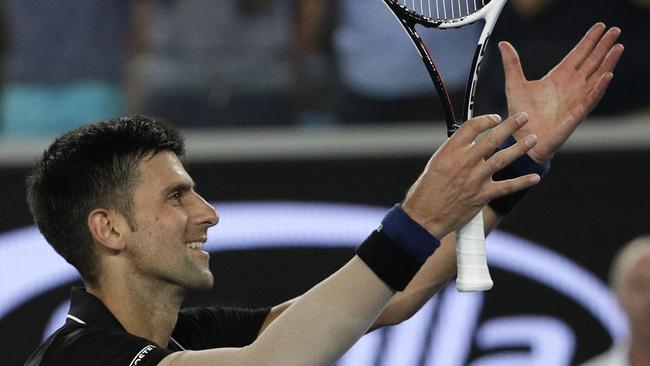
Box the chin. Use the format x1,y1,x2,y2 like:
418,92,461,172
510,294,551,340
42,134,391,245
173,264,215,292
189,271,215,291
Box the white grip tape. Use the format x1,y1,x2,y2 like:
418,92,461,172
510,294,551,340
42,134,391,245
455,211,493,292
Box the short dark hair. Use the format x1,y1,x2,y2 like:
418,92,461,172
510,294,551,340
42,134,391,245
26,115,185,284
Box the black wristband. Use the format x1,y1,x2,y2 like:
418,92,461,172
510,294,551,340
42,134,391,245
380,204,440,263
356,205,440,291
356,230,423,291
489,136,550,215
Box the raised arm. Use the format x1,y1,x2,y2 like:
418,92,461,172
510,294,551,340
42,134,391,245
259,24,624,335
369,22,624,328
158,113,538,366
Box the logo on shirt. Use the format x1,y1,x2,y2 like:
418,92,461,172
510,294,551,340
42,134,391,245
129,344,156,366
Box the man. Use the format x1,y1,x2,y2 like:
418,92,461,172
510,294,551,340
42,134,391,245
579,236,650,366
25,23,621,365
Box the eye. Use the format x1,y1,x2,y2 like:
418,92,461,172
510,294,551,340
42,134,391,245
169,191,183,203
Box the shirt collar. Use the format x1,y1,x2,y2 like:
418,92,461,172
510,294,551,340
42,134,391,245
66,287,185,351
67,287,126,331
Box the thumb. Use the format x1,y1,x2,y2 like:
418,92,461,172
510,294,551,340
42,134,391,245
499,41,526,87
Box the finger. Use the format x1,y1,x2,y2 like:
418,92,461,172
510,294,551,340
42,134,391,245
586,43,624,86
555,73,614,141
584,72,615,115
498,41,527,87
483,174,541,203
580,27,622,78
478,134,538,179
472,112,529,158
452,114,502,147
560,23,607,71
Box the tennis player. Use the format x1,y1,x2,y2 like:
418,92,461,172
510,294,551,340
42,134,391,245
25,23,621,366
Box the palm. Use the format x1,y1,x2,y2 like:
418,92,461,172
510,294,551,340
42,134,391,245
500,23,624,163
508,69,587,162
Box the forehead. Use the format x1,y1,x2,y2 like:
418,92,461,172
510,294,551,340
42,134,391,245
137,150,192,189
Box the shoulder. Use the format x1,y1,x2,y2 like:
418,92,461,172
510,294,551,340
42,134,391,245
25,322,172,366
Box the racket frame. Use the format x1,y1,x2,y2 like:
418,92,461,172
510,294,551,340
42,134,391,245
382,0,508,292
382,0,507,135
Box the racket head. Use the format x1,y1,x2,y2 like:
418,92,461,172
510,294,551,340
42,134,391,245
382,0,507,134
384,0,499,28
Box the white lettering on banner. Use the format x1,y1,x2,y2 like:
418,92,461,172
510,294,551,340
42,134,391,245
470,316,574,366
425,287,483,366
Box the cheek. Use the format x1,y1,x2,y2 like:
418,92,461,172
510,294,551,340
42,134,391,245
153,207,191,239
150,203,189,224
130,205,190,245
168,206,191,227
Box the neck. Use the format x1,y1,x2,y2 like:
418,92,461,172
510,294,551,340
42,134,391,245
87,279,185,347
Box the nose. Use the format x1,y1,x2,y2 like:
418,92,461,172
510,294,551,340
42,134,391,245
191,191,219,228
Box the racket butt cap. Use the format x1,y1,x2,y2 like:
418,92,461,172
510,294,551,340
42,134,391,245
456,279,494,292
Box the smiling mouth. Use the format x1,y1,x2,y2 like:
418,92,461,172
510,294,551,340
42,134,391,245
186,241,205,250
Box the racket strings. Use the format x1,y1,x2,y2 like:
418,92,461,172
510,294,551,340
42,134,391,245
401,0,488,20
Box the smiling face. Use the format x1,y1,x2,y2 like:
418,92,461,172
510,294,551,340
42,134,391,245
122,150,218,292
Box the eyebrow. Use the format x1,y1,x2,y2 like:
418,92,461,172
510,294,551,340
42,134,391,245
162,179,196,197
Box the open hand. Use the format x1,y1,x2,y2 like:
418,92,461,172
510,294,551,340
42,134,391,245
402,113,540,239
500,23,624,164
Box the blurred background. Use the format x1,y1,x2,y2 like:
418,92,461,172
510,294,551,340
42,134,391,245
0,0,648,365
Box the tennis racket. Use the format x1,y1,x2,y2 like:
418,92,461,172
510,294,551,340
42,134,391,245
381,0,508,292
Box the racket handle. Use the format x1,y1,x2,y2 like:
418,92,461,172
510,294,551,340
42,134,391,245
455,211,493,292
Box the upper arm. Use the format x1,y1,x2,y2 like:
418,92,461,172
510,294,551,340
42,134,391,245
257,298,296,336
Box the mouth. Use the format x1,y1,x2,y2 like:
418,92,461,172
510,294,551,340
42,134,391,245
186,240,206,251
186,240,210,261
185,236,208,252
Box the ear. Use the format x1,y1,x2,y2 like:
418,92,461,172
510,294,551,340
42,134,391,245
87,209,129,252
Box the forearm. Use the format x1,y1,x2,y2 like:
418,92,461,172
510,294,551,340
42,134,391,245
161,257,393,366
372,206,502,328
252,114,539,346
370,235,453,329
248,257,393,364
